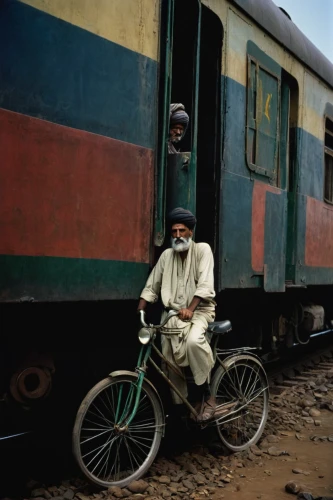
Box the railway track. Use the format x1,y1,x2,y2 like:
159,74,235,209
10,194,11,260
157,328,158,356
2,335,333,500
266,335,333,394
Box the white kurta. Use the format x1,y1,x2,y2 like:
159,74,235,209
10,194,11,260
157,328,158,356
140,240,216,402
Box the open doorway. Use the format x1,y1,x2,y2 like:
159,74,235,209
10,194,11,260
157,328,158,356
169,1,223,250
159,1,223,255
195,6,223,252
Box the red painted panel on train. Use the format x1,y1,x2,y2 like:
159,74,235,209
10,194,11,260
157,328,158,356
251,181,281,272
0,108,153,263
305,196,333,268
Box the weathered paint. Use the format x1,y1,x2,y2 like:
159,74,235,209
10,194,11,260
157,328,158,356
0,255,150,302
214,1,333,290
223,7,304,89
0,0,159,302
219,170,254,290
220,75,333,289
298,129,324,199
219,74,287,291
293,194,333,285
2,0,333,300
251,182,281,272
305,197,333,268
263,190,287,292
303,71,332,136
0,0,158,149
20,0,160,61
0,108,153,263
223,4,330,142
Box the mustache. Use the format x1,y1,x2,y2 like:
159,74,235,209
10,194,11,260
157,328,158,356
171,236,192,252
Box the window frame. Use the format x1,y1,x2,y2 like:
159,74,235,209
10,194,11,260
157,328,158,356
246,54,281,180
324,114,333,205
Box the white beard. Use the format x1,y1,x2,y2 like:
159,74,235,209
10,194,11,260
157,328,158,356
171,236,192,253
171,136,182,143
170,134,183,144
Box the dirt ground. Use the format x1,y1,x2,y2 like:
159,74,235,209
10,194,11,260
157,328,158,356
215,410,333,500
2,352,333,500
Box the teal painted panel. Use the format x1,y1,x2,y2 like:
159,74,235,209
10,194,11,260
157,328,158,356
0,255,150,302
285,191,298,282
166,152,195,215
246,42,281,181
298,130,324,199
218,171,257,290
223,77,249,178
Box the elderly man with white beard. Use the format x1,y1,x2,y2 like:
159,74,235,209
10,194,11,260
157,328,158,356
168,103,189,154
137,207,217,422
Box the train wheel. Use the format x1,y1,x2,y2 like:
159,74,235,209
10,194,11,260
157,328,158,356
73,375,164,488
211,357,269,451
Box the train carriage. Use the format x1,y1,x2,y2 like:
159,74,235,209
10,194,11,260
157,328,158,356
1,0,333,436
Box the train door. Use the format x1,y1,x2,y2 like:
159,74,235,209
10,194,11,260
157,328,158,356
154,0,223,251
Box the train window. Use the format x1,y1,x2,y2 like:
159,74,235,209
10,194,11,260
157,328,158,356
324,117,333,204
246,56,280,181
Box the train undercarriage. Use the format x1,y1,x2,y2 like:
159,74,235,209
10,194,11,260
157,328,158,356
1,286,332,441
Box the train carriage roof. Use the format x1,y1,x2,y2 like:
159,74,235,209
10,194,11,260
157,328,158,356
231,0,333,89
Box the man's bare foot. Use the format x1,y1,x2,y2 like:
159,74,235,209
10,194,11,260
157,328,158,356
190,401,203,421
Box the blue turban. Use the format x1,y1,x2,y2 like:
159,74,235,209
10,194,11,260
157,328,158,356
167,207,196,230
169,103,189,133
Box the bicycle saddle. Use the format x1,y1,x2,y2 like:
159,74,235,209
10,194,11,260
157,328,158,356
207,320,232,335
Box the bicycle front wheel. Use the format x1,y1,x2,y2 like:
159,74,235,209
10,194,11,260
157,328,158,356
73,375,164,489
211,356,269,451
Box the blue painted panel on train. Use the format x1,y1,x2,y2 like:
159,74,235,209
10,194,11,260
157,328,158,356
223,77,249,178
0,0,157,149
298,129,324,200
219,171,254,289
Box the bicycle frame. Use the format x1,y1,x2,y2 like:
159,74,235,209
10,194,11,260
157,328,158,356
115,312,267,429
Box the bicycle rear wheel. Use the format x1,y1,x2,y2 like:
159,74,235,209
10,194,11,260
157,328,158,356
211,356,269,451
73,374,164,489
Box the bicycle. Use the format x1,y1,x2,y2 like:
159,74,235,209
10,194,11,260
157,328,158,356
72,310,269,489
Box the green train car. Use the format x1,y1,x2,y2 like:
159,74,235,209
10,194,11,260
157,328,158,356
1,0,333,436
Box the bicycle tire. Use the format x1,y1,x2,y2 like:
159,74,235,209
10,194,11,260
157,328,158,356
211,355,269,451
73,374,164,488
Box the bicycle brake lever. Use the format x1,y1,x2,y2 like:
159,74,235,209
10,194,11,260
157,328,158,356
139,310,148,327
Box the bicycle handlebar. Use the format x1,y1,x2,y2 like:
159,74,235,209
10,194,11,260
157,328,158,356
139,309,179,329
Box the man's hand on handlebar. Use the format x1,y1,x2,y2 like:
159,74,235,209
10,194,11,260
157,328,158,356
178,308,193,321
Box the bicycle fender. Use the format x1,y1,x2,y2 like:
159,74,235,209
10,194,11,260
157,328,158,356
108,370,166,436
219,354,270,396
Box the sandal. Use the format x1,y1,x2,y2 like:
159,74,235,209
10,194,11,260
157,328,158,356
196,400,216,422
214,401,236,418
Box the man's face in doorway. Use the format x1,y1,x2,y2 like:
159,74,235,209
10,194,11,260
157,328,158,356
171,223,193,252
169,123,185,143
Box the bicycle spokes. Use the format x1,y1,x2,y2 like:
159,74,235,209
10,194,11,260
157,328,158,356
212,361,268,450
74,376,163,487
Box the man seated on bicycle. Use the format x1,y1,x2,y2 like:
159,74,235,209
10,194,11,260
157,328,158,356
137,207,217,422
